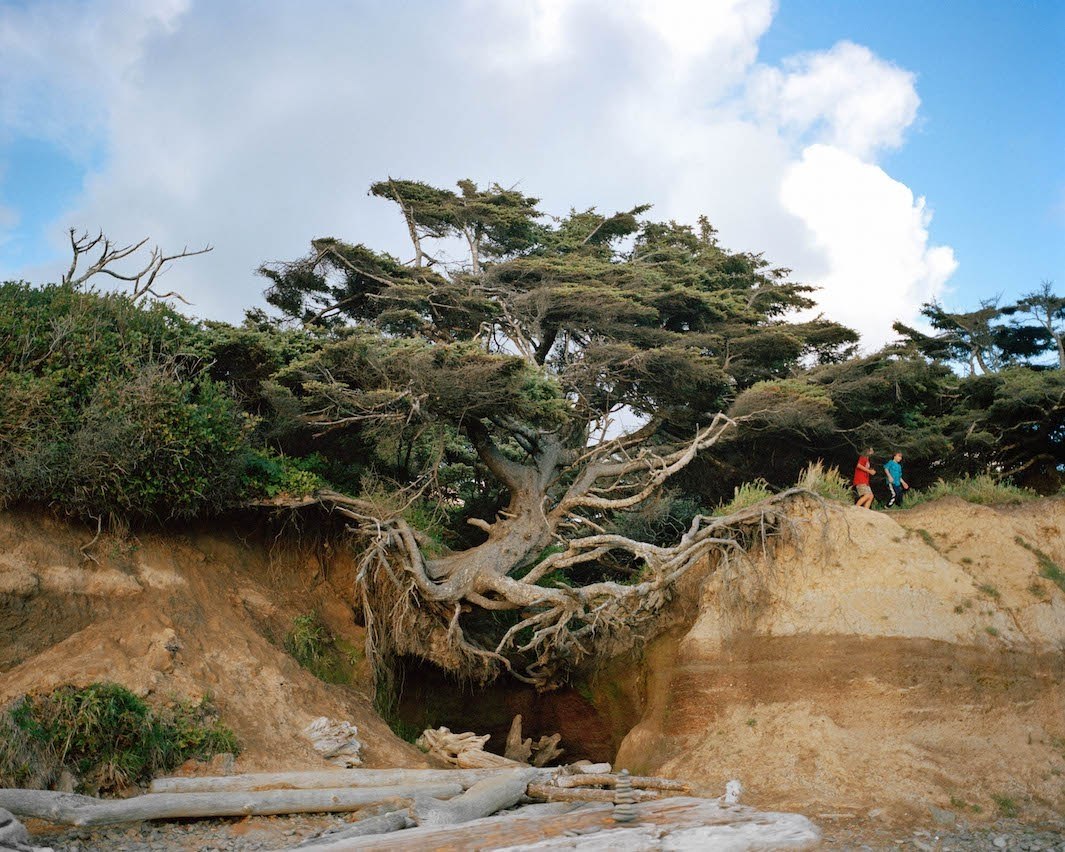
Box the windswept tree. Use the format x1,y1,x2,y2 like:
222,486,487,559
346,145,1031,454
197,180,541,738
258,178,857,688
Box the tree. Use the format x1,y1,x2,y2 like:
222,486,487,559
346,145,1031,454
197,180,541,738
1002,280,1065,369
258,179,857,688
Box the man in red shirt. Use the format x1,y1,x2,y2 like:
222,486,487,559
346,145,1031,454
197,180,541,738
853,448,877,509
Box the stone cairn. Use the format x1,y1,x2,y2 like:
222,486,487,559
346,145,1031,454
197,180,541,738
612,768,637,823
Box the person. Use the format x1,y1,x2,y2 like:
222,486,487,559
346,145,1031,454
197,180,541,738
884,452,909,507
853,448,876,509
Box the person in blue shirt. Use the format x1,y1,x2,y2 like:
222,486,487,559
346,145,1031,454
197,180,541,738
884,452,909,507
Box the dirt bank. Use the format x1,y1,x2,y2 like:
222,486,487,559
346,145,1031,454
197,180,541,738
0,509,425,773
613,497,1065,822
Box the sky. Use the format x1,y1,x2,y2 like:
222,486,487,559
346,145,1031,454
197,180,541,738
0,0,1061,350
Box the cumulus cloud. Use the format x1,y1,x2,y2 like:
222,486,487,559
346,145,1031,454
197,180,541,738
748,41,920,159
0,0,954,347
781,145,957,347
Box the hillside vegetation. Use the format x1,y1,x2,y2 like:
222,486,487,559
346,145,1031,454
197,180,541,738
2,180,1062,693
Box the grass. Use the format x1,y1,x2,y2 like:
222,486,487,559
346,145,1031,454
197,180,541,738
284,613,352,684
985,626,1000,637
905,475,1037,509
716,480,773,515
1015,536,1065,594
913,528,939,551
976,583,1001,601
991,794,1019,818
794,461,852,503
0,683,238,794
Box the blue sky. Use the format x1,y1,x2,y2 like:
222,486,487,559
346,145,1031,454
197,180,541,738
761,0,1064,309
0,0,1061,346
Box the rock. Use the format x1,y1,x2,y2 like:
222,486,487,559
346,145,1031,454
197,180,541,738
994,837,1008,849
929,804,956,826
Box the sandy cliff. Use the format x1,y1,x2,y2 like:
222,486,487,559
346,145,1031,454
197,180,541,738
0,510,425,773
614,497,1065,819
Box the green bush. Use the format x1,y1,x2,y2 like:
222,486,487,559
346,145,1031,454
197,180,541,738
0,683,238,794
904,475,1038,508
0,283,252,521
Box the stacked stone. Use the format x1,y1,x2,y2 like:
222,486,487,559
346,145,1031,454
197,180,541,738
612,769,637,823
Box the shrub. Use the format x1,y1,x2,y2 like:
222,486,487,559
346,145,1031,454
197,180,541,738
0,683,238,794
0,283,252,522
905,475,1037,508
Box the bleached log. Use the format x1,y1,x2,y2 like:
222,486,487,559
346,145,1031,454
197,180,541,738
150,767,553,795
346,797,820,851
554,773,691,791
573,762,611,774
525,784,663,804
297,810,410,847
411,767,538,826
0,783,462,826
503,714,532,763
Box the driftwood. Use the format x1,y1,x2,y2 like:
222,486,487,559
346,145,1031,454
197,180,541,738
502,715,565,767
410,768,538,826
416,727,523,769
503,714,532,763
525,783,662,804
149,767,552,795
0,783,462,826
553,773,690,791
297,809,410,847
343,797,820,851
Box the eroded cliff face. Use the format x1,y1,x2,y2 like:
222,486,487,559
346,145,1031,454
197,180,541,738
0,510,426,773
613,498,1065,819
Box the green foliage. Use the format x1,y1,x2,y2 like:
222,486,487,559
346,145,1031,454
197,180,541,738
0,683,238,794
905,476,1038,508
0,282,252,522
243,450,327,499
284,613,351,684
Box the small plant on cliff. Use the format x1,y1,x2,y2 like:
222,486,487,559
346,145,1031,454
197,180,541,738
0,683,238,794
794,461,852,504
285,613,351,684
991,793,1019,818
1014,536,1065,594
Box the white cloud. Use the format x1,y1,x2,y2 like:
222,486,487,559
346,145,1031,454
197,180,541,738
781,144,957,347
748,41,920,160
0,0,954,348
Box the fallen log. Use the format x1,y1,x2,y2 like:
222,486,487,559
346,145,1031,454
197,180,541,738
530,732,564,766
553,773,691,791
411,768,538,826
0,783,463,826
525,783,663,804
344,797,820,851
149,767,552,795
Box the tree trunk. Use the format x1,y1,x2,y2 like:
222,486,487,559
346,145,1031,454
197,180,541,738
0,784,462,826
